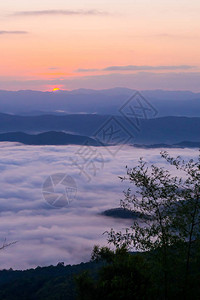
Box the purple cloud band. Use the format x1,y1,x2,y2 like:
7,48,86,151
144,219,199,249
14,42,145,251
0,30,28,35
13,9,108,17
76,65,195,72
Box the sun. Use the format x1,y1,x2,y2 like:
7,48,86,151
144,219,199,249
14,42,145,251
52,88,60,92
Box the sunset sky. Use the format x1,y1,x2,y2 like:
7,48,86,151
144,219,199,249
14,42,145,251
1,0,200,91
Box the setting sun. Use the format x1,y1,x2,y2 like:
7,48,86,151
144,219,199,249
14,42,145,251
52,88,60,92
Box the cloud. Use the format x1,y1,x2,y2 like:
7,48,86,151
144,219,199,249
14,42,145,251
1,71,200,92
76,68,99,72
48,67,60,70
0,143,197,269
0,30,28,35
12,9,108,17
103,65,195,71
76,65,195,72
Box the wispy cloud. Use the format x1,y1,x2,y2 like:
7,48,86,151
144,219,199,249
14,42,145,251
77,68,99,72
76,65,195,72
48,67,60,70
103,65,195,71
0,30,28,35
2,71,200,92
12,9,108,17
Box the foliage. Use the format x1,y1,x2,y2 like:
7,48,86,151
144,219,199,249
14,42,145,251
104,151,200,299
76,246,153,300
0,261,102,300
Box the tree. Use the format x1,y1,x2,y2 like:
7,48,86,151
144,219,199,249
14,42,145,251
106,151,200,299
162,151,200,299
76,246,153,300
76,151,200,299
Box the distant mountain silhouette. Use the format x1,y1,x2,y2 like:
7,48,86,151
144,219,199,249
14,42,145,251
0,131,99,146
0,131,199,147
173,141,200,148
0,114,199,144
134,141,200,148
0,88,200,116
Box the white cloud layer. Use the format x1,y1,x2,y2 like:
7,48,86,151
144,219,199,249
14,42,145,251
0,143,198,269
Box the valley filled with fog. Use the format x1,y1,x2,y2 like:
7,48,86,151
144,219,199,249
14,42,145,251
0,142,197,270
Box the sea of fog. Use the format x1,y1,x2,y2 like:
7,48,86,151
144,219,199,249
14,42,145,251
0,143,198,270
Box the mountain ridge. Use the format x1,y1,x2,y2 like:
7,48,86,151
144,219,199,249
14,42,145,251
0,88,200,116
0,114,199,144
0,131,99,146
0,131,199,147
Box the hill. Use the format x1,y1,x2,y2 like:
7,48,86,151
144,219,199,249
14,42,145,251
0,114,199,145
0,261,103,300
0,131,98,146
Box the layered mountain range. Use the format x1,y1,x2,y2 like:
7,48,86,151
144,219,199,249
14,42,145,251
0,89,199,147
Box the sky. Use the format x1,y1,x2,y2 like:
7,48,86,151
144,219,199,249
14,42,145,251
0,143,197,269
0,0,200,91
